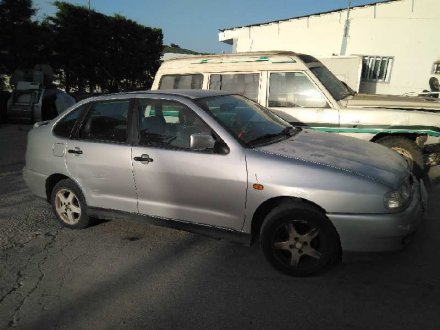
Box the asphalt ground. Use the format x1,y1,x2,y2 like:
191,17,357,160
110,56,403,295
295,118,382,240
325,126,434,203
1,124,439,329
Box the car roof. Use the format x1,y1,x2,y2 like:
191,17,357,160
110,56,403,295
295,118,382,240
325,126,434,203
98,89,234,100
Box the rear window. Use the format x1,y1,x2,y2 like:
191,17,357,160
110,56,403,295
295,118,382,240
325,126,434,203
159,74,203,89
209,73,259,102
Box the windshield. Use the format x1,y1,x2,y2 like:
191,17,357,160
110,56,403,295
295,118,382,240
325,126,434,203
196,95,299,147
310,66,353,101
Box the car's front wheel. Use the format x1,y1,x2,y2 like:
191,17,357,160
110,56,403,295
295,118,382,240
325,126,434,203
260,201,340,276
51,179,90,229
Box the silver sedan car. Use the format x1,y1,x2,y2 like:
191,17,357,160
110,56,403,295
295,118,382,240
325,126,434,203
23,90,424,276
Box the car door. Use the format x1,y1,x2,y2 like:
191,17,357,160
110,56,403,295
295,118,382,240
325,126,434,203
131,97,248,231
65,98,138,213
266,71,339,128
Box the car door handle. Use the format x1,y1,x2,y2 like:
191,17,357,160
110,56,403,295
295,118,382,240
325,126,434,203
68,148,83,155
134,154,154,163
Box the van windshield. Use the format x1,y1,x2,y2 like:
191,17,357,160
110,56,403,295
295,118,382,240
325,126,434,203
196,95,299,147
310,66,354,101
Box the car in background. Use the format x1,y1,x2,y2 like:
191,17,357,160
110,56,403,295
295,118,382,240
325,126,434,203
152,51,440,178
23,90,423,276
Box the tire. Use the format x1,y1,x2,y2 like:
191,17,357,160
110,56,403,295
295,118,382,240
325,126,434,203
376,136,425,178
50,179,90,229
260,201,341,277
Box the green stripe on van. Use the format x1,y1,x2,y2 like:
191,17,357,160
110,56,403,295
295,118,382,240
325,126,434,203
308,124,440,137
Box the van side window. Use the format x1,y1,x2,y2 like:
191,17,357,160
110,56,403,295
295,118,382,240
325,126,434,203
209,73,259,102
269,72,328,108
159,74,203,89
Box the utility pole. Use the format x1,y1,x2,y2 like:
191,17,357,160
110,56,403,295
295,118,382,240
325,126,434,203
340,0,352,55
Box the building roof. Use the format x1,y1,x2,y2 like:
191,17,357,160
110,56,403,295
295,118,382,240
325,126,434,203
219,0,398,32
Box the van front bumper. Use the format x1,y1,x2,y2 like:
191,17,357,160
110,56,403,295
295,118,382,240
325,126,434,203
328,180,424,252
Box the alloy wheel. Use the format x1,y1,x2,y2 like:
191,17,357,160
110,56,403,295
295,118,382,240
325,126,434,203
272,220,321,268
55,188,82,225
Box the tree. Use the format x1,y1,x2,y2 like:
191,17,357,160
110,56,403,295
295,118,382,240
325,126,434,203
0,0,39,74
46,1,163,93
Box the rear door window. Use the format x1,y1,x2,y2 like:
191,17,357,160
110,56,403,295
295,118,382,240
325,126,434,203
209,73,259,101
53,104,86,138
78,100,130,143
159,74,203,89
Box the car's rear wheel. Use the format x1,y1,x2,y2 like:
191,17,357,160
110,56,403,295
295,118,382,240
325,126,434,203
376,136,424,178
260,201,340,276
51,179,90,229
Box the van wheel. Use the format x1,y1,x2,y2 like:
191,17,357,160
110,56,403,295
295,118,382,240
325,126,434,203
260,201,340,277
51,179,90,229
376,136,424,178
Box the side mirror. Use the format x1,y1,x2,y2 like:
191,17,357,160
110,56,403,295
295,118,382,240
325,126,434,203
190,133,216,150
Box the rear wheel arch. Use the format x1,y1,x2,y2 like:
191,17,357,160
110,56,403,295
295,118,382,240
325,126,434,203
46,174,76,202
250,196,328,245
371,132,418,143
371,134,425,178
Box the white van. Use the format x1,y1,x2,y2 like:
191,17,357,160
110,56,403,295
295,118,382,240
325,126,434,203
152,51,440,177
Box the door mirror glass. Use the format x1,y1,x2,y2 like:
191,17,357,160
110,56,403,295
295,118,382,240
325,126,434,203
190,133,215,150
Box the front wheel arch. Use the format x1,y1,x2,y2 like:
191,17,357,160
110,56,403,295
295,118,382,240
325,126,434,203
259,199,341,276
250,196,328,245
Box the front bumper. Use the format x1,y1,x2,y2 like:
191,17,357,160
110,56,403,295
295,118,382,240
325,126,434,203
328,180,424,252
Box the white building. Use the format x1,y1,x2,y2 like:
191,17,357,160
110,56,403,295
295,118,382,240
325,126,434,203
218,0,440,95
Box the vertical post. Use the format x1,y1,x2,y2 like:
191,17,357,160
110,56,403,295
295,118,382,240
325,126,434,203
340,0,352,55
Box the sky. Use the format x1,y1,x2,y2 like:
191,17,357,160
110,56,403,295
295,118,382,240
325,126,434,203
33,0,389,53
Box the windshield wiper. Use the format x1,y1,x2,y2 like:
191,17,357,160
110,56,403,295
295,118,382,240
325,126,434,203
248,127,301,146
281,126,301,136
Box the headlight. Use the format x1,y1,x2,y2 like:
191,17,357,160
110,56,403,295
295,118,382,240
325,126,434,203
384,177,412,210
384,191,404,209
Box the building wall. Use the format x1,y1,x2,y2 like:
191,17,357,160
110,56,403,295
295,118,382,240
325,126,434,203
219,0,440,95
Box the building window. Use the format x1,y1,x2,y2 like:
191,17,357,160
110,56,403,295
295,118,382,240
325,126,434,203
361,56,393,83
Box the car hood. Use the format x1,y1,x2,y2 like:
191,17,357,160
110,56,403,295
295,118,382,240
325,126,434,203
255,129,408,189
342,93,440,110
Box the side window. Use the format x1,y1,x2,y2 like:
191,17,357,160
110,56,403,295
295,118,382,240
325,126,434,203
79,100,130,143
268,72,328,108
53,104,85,138
209,73,259,101
137,99,212,150
159,74,203,89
